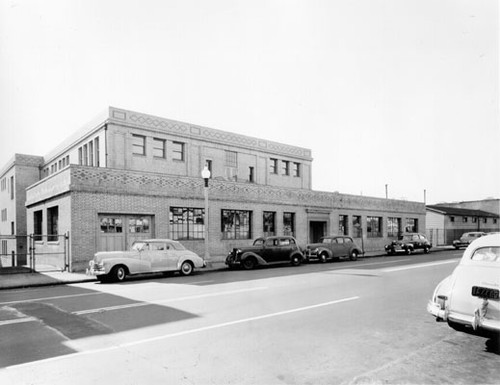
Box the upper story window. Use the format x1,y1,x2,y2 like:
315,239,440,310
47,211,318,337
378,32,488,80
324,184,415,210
270,158,278,174
172,141,185,161
132,134,146,156
153,138,166,158
88,141,94,166
293,162,300,177
10,176,14,200
94,138,100,167
282,161,290,176
225,151,237,167
462,217,468,223
83,144,88,165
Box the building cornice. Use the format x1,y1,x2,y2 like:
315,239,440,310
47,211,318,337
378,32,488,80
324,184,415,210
108,107,313,161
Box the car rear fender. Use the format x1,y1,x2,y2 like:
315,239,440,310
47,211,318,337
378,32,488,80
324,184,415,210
241,252,267,265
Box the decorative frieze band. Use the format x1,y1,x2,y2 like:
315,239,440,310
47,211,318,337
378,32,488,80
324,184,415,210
109,107,312,159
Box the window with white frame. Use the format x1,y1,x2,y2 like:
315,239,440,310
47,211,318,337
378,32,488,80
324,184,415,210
172,141,185,161
153,138,166,158
132,134,146,155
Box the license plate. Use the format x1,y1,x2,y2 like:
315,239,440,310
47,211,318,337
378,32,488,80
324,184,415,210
471,286,499,300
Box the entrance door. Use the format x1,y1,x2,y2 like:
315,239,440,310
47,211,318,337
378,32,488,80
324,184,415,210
310,221,327,243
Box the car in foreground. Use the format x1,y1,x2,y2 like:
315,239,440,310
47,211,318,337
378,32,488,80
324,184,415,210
452,231,487,249
88,239,206,282
225,236,304,270
427,233,500,338
305,235,362,263
384,233,432,255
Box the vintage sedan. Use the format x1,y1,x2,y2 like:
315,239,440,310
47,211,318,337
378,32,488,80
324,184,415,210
88,239,206,282
385,233,432,255
427,233,500,338
305,235,362,263
452,231,487,249
226,236,304,270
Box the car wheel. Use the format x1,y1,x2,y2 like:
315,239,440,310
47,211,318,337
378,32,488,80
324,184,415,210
350,250,358,261
242,257,256,270
111,265,127,282
423,246,430,254
319,252,328,263
405,248,412,255
291,255,301,267
180,261,194,276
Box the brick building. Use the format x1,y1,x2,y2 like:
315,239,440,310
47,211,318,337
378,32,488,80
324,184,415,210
2,107,425,272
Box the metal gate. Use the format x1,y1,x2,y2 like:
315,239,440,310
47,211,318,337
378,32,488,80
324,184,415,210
0,234,69,273
28,233,70,272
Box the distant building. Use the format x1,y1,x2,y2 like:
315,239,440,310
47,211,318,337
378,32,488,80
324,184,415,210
431,199,500,216
426,204,499,246
0,154,43,266
1,107,426,272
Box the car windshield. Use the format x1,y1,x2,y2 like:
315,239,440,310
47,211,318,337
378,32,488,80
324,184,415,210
471,246,500,262
253,239,265,246
131,242,146,251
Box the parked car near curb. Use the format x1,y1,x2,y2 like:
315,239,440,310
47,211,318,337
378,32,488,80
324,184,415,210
305,235,362,263
384,233,432,255
453,232,487,249
427,233,500,338
225,236,304,270
88,239,206,282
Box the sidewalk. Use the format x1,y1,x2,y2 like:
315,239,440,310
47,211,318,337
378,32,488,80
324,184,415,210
0,257,229,290
0,249,422,291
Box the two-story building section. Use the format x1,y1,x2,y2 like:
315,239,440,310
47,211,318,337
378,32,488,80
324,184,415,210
0,154,43,267
2,107,426,272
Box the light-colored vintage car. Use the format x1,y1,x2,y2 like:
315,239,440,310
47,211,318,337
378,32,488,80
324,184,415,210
452,231,487,249
427,233,500,338
88,239,206,282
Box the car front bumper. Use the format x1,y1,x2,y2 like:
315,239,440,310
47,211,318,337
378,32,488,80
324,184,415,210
87,261,107,276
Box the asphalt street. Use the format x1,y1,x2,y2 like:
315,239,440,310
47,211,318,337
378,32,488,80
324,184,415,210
0,249,499,384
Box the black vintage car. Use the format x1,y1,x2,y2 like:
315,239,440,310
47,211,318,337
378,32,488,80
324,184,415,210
305,235,362,263
384,233,432,255
226,236,304,270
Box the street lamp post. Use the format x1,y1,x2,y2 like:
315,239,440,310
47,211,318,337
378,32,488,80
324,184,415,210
201,165,211,263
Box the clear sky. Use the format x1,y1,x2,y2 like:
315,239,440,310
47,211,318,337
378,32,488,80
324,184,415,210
1,0,498,204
